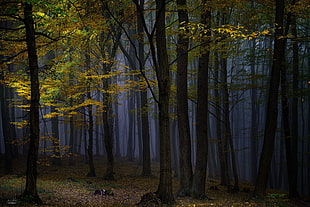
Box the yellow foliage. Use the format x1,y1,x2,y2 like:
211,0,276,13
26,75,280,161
10,120,29,129
43,112,63,118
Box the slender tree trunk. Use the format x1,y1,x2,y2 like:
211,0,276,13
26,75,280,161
87,92,96,177
22,2,42,204
51,105,61,166
69,111,75,165
141,87,151,176
170,117,179,178
96,94,101,156
222,60,239,192
0,74,14,174
127,77,135,161
287,6,299,197
114,104,121,158
176,0,193,197
191,0,211,199
103,104,114,180
137,0,152,175
228,126,239,191
214,53,228,186
101,60,115,180
250,40,258,183
99,1,122,178
254,0,285,198
83,111,88,161
219,55,230,189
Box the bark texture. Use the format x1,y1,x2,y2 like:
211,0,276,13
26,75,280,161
155,0,175,204
191,0,211,199
176,0,193,197
254,0,285,198
23,2,42,204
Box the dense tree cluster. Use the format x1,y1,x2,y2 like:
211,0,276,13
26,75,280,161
0,0,309,204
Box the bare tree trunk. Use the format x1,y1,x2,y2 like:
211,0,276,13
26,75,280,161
250,39,258,183
287,4,299,197
176,0,193,197
254,0,285,197
191,0,211,199
1,74,14,174
22,2,42,204
68,115,75,165
141,87,151,176
222,59,239,192
127,88,135,161
114,104,121,158
154,0,175,204
51,105,61,166
219,55,231,189
103,107,114,180
137,0,152,175
214,53,228,186
87,92,96,177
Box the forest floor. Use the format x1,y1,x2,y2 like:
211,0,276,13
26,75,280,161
0,156,309,207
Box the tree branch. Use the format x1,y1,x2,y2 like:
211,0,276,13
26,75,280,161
35,31,60,41
0,26,25,31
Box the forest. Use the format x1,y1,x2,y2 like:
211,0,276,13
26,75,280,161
0,0,309,206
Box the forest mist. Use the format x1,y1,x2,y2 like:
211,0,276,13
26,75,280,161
0,0,310,204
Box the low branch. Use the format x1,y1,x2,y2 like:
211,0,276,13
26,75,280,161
0,37,26,41
0,26,25,31
0,41,56,65
0,14,24,22
35,31,60,41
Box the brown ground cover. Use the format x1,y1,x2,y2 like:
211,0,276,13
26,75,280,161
0,157,307,206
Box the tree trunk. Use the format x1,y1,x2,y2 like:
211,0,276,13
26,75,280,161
137,0,152,175
87,92,96,177
222,58,239,192
114,104,121,158
287,5,299,197
51,105,61,166
69,112,75,165
191,0,211,199
141,87,151,176
22,2,42,204
214,53,228,186
253,0,285,198
103,106,114,180
127,87,135,161
176,0,193,197
154,0,175,204
0,74,14,174
250,39,258,183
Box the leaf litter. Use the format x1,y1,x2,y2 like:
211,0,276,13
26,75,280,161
0,157,306,206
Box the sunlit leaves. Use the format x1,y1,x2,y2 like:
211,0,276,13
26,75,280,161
10,120,29,129
179,22,271,41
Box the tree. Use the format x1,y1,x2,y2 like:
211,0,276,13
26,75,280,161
86,55,96,177
282,0,299,198
287,8,299,198
191,0,211,199
131,0,175,203
22,2,42,204
154,0,175,203
214,52,229,186
0,70,16,174
254,0,285,198
176,0,193,197
51,105,61,166
136,0,151,176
